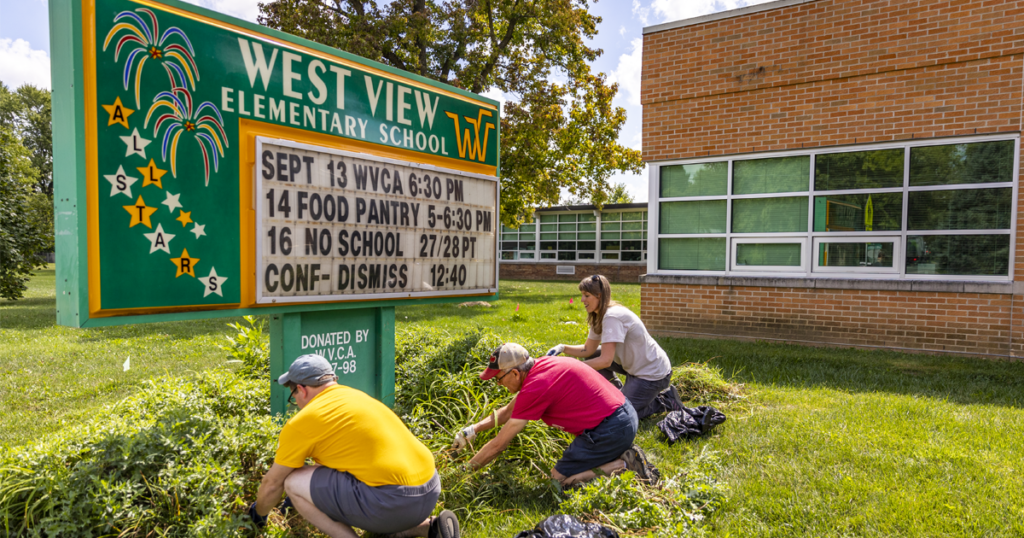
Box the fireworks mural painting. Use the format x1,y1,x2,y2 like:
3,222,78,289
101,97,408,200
103,8,199,108
145,87,228,185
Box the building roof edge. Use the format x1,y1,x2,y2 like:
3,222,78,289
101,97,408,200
642,0,820,35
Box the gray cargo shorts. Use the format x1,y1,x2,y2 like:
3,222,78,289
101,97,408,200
309,468,440,535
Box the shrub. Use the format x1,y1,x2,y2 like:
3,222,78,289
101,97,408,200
0,371,276,537
220,316,270,380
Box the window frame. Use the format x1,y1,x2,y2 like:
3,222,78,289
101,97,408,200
648,134,1019,281
731,237,809,273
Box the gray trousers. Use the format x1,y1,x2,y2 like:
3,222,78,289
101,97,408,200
598,362,672,420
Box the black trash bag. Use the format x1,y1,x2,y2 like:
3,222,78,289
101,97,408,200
513,515,619,538
657,405,726,445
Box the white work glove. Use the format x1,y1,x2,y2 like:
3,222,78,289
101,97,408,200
546,344,565,357
451,425,477,451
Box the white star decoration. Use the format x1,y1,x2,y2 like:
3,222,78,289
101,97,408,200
190,223,206,239
120,128,151,158
103,165,139,198
198,266,227,297
143,223,175,254
162,192,182,213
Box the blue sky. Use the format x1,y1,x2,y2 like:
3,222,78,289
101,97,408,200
0,0,774,202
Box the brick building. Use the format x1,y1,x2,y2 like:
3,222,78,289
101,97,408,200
499,203,649,283
640,0,1024,358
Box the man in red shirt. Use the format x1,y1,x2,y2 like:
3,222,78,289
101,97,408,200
452,343,655,487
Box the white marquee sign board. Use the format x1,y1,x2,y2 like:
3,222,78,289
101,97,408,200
256,138,498,304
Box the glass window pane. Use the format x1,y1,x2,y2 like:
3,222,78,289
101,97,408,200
602,253,619,260
578,241,596,250
622,241,643,251
558,232,575,240
907,188,1012,230
732,197,808,233
622,252,643,261
601,240,621,251
659,238,727,270
558,214,578,222
736,243,802,267
520,233,536,241
519,241,535,250
643,221,648,229
579,252,595,260
622,232,643,239
541,252,556,259
815,148,904,191
558,223,576,231
501,233,518,240
540,214,557,223
905,235,1009,275
540,241,557,251
602,212,621,221
520,224,536,232
540,224,557,232
557,251,576,261
502,225,516,232
578,222,596,231
558,242,576,250
502,242,517,250
579,213,596,222
733,156,810,194
660,200,727,234
501,251,516,260
813,193,903,232
540,233,557,240
660,162,728,197
622,211,644,221
622,221,643,231
602,222,621,231
818,242,894,267
910,140,1014,186
519,252,535,259
602,232,620,239
578,232,596,240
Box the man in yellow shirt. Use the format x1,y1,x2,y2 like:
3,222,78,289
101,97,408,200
249,354,459,538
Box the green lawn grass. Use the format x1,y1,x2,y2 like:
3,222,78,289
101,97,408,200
3,269,1024,537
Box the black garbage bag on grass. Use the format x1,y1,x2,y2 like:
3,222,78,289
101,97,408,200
513,515,619,538
657,406,726,445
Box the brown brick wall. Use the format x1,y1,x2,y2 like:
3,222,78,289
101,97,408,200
641,283,1024,358
500,263,646,284
640,0,1024,358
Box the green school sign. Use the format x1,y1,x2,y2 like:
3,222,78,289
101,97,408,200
51,0,500,409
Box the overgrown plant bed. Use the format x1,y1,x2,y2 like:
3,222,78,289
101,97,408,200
0,324,738,537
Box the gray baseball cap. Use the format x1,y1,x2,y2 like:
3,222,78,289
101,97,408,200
277,354,335,386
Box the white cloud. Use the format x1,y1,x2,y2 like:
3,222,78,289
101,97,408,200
609,38,642,107
0,39,51,90
480,87,509,109
652,0,778,23
631,0,650,26
179,0,261,23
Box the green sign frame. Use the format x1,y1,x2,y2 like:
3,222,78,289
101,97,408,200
52,0,500,328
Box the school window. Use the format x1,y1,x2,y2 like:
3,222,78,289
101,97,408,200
600,211,648,262
654,136,1018,279
502,207,648,263
500,222,536,260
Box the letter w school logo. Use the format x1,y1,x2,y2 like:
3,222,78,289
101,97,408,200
445,109,495,162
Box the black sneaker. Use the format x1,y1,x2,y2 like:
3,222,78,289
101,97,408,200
621,445,661,486
428,509,460,538
659,385,685,413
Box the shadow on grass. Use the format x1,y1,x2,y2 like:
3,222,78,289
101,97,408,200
0,298,57,330
659,336,1024,409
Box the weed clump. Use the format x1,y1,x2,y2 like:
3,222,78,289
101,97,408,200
671,361,744,404
220,315,269,380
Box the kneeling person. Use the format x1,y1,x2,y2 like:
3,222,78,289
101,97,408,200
249,354,459,538
453,343,651,487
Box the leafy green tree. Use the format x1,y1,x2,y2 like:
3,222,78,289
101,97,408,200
0,82,47,300
258,0,643,225
561,181,634,206
13,85,52,196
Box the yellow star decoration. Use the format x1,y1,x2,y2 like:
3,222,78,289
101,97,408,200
137,159,168,189
102,97,134,129
122,196,158,228
176,210,193,227
170,248,199,278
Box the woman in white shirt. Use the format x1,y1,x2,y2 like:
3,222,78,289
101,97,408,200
547,274,683,419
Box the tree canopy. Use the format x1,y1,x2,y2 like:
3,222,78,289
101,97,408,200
258,0,643,225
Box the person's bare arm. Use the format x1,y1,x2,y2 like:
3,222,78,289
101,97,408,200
471,397,516,433
562,338,600,358
583,341,616,370
468,418,528,469
254,463,296,515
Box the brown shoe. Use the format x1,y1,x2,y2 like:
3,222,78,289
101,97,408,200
621,445,661,486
